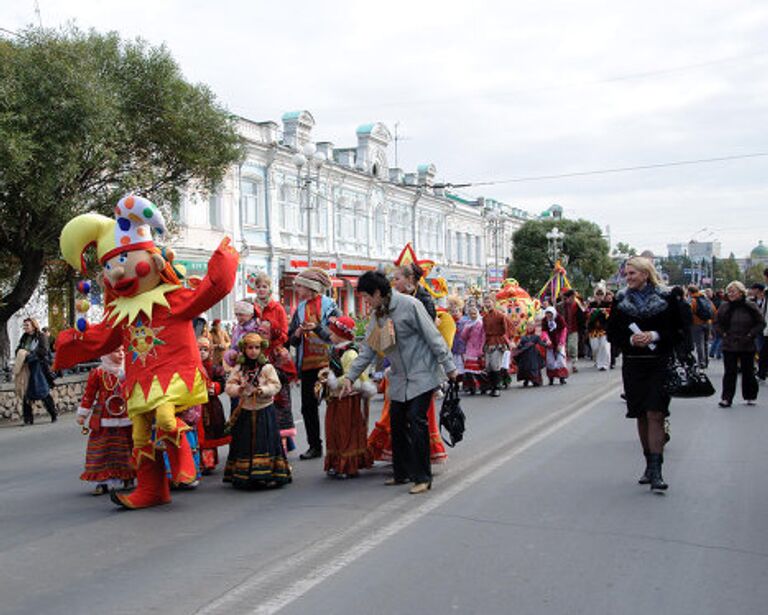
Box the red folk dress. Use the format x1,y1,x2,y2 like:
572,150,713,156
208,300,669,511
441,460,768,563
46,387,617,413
78,366,135,485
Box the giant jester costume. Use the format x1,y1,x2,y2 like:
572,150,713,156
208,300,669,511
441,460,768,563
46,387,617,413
54,195,239,509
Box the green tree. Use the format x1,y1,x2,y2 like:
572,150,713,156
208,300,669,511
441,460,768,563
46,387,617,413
658,255,692,287
714,253,742,288
0,27,243,364
612,241,637,257
744,263,766,286
509,219,614,295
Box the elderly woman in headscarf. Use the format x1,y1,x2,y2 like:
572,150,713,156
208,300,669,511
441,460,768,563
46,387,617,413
288,267,342,460
540,306,569,385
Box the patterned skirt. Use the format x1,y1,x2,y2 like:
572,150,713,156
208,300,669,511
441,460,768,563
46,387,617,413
223,404,292,488
324,394,373,476
80,425,135,483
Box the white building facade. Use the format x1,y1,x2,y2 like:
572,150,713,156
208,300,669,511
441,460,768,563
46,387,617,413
174,111,534,317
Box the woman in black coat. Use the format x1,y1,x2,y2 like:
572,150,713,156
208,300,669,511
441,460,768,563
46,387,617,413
714,281,765,407
607,257,681,491
15,318,58,425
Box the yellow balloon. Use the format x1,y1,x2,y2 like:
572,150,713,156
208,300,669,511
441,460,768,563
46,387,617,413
76,299,91,313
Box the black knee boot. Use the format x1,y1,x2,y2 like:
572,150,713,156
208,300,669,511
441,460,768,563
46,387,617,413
22,398,34,425
490,371,501,397
638,452,651,485
647,453,668,491
43,395,58,423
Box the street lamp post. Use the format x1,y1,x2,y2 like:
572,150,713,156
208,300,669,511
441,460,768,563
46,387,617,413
293,142,325,266
546,226,565,265
485,209,501,288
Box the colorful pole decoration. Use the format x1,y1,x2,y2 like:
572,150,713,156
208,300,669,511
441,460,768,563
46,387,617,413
537,260,572,302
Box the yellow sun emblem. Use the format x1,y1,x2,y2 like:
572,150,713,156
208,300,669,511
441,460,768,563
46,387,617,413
126,317,166,365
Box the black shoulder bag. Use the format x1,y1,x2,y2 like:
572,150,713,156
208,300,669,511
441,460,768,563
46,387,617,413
439,381,466,447
664,351,715,398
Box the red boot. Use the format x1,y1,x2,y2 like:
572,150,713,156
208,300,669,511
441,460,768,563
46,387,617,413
158,418,198,488
111,445,171,509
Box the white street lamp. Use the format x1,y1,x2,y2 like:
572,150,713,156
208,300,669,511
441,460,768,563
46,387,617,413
294,143,324,266
546,226,566,265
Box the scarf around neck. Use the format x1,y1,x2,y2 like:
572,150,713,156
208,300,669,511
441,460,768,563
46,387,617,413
618,284,668,319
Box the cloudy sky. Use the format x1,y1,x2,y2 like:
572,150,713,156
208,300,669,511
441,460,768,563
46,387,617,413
3,1,767,258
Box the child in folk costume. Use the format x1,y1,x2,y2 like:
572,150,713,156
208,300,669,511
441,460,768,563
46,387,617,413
223,300,259,367
196,336,229,474
541,306,569,385
317,316,375,479
514,320,546,387
164,405,201,487
459,301,486,394
76,348,135,495
224,333,291,488
251,272,298,454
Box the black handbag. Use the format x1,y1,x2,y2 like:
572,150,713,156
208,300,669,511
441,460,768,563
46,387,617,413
664,352,715,398
439,381,466,447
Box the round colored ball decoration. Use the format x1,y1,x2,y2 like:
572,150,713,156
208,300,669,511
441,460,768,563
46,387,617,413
76,280,92,295
76,317,88,333
76,299,90,313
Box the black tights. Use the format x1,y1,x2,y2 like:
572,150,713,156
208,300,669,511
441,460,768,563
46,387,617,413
636,411,665,454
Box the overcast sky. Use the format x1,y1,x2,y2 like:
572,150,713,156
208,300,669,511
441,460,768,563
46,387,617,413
3,1,767,258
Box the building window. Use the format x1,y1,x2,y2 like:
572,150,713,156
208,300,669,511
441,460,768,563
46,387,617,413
375,206,386,247
354,202,368,245
208,188,222,229
242,178,263,227
278,184,288,230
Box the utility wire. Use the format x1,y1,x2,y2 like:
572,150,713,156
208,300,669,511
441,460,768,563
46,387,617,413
443,152,768,188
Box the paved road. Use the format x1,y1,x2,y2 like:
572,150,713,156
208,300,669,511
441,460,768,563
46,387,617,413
1,362,766,615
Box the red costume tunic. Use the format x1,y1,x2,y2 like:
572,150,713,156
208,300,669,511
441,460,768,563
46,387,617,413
482,309,512,348
55,241,239,418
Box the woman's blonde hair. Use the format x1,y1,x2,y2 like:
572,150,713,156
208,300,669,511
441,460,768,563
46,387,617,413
625,256,663,287
726,280,747,296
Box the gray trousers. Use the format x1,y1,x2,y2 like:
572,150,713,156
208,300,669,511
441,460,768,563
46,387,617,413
691,324,709,367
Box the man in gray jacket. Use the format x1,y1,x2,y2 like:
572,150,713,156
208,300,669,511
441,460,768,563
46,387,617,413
341,271,457,494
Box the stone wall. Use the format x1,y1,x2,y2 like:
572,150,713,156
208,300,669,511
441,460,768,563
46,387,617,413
0,373,88,423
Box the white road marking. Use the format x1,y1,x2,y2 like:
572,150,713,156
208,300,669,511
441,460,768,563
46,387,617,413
198,385,619,615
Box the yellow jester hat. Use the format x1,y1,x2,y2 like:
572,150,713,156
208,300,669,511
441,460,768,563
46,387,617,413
61,195,167,274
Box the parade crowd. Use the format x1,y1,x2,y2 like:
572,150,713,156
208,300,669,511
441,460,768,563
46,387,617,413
12,196,768,505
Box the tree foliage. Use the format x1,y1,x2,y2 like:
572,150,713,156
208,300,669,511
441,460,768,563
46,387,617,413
715,254,743,288
744,263,766,286
0,26,244,363
509,219,614,295
612,241,637,257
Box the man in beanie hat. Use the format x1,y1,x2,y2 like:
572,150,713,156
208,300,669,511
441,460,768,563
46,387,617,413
288,267,341,459
54,195,239,509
